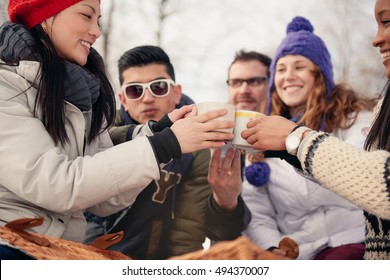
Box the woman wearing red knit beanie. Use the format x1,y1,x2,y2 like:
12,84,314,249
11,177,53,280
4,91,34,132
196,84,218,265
0,0,234,259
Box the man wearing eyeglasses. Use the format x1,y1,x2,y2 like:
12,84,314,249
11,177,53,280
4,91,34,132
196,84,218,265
227,50,271,114
223,50,272,177
84,45,250,260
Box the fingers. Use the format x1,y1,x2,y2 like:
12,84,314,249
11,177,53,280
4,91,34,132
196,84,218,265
197,108,229,122
191,108,235,138
207,130,234,141
209,148,222,172
169,105,195,122
245,132,257,145
193,128,233,143
185,105,197,117
205,120,235,133
241,126,256,141
220,148,240,175
204,140,232,150
209,147,238,174
246,117,261,128
231,149,241,172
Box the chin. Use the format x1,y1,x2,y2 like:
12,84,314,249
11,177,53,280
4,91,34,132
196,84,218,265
386,69,390,80
239,104,255,111
73,53,89,66
66,57,87,66
78,58,88,66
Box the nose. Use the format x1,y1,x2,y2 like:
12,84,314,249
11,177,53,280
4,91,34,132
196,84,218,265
372,27,383,48
141,88,155,102
239,81,251,91
90,22,101,39
285,68,296,80
237,84,252,98
238,81,251,93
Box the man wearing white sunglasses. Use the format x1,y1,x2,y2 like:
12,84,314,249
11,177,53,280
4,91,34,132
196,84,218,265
84,45,250,260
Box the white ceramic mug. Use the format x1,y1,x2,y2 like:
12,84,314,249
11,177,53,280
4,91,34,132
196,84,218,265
196,102,235,133
232,110,263,153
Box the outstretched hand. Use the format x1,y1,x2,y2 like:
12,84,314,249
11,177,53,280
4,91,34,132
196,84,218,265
241,115,296,151
170,107,234,154
208,147,242,211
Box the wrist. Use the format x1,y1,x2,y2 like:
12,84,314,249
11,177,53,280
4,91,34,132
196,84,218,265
285,126,312,156
153,114,173,132
212,193,238,211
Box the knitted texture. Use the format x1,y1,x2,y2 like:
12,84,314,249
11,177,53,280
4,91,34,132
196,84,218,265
267,16,334,115
299,131,390,259
8,0,81,28
244,162,270,187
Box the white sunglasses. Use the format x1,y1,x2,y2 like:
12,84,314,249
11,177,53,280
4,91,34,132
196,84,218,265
121,79,175,100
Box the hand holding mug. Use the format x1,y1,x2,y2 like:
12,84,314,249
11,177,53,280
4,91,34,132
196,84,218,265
171,105,234,154
241,115,296,151
232,110,263,153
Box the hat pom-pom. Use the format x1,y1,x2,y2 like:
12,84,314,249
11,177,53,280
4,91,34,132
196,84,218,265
286,16,314,34
244,162,270,187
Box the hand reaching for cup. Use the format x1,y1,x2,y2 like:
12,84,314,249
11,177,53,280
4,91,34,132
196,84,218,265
170,106,234,154
208,147,242,211
241,115,296,151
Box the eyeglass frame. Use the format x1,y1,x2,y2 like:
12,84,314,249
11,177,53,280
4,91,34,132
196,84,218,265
226,76,268,88
121,78,176,100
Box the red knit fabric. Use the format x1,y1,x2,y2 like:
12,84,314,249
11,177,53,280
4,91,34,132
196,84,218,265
8,0,81,28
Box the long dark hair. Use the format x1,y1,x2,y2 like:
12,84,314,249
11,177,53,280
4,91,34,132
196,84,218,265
365,83,390,151
29,25,115,145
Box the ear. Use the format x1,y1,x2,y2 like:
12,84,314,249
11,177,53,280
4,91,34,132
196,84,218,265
173,84,182,105
41,21,48,33
117,91,128,110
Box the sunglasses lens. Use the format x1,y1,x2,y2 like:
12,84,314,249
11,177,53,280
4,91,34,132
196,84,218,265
150,81,169,96
125,85,143,99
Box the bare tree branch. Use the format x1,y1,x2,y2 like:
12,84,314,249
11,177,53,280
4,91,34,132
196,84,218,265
100,0,115,63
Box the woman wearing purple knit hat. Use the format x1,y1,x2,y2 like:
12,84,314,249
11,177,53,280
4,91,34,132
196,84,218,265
242,16,376,259
0,0,234,259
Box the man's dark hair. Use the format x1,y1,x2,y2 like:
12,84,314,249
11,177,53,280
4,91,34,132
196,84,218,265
228,50,272,78
118,45,175,85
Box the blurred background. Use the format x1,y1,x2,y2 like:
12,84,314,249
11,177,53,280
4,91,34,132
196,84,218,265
0,0,386,105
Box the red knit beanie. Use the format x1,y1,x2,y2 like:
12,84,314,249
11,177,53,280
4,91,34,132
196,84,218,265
8,0,81,29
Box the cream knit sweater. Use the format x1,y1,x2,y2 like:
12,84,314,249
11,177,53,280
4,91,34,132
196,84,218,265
297,110,390,259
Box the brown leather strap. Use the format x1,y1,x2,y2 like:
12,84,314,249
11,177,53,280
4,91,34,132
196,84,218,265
5,217,51,246
5,217,44,231
4,218,124,250
90,231,124,250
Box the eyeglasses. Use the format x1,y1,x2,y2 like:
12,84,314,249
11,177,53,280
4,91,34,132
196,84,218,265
122,79,175,100
226,77,268,88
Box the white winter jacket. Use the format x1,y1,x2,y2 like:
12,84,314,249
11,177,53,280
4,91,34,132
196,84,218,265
242,110,373,259
0,60,160,243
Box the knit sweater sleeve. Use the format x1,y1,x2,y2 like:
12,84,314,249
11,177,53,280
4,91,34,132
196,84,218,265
298,132,390,220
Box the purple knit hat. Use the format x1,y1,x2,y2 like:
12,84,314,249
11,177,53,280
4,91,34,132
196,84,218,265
266,16,335,115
